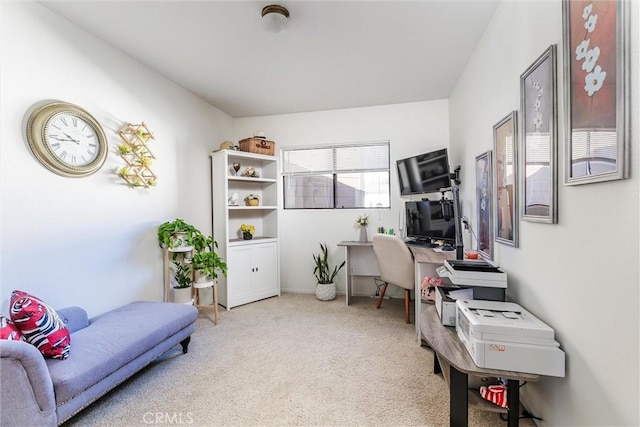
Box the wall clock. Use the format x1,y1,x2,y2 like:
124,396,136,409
26,101,108,177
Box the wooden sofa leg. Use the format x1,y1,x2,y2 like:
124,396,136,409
180,337,191,354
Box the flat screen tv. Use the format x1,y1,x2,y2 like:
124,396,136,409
396,148,451,195
405,200,456,245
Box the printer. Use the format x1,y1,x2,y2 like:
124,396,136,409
455,299,565,377
436,259,507,301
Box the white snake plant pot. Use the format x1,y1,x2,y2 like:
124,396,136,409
316,282,336,301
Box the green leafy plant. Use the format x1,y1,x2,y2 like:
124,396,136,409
157,218,200,248
312,242,345,284
171,261,192,289
191,239,227,281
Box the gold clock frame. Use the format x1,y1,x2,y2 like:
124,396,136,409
26,101,109,177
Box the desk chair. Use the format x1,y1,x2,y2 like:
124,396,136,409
372,234,414,323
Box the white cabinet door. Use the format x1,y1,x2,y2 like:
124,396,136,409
227,242,279,308
227,245,254,307
252,242,278,297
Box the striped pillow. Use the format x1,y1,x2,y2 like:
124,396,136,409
0,314,24,341
9,290,71,359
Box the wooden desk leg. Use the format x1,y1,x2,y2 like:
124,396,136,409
507,379,520,427
449,366,468,427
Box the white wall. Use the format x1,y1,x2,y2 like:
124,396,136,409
0,2,232,317
449,1,639,425
233,101,449,297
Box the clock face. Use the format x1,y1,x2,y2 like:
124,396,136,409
45,113,100,167
26,102,108,177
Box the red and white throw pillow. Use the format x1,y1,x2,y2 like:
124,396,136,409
0,314,25,341
480,384,508,408
9,290,71,359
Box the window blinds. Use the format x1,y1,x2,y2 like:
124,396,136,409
282,141,390,175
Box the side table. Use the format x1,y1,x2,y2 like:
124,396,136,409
420,305,540,426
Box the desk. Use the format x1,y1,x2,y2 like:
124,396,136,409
337,241,454,313
409,246,455,340
337,241,379,305
420,305,540,427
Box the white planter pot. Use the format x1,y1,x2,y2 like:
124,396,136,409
170,232,189,249
172,286,192,304
194,270,211,285
316,282,336,301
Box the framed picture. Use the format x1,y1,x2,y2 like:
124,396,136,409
475,150,493,260
493,112,518,246
562,0,630,185
520,45,558,223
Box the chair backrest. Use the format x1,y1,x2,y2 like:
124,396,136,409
372,234,415,291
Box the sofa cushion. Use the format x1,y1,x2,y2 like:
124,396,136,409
9,290,71,359
46,301,197,405
0,315,24,341
57,307,90,334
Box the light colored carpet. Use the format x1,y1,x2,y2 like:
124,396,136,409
63,293,534,426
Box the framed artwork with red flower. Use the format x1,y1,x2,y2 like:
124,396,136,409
562,0,629,185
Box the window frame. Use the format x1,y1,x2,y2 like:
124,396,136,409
281,140,390,210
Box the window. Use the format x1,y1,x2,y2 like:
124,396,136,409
282,141,390,209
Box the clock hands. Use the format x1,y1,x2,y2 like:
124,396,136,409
62,132,80,144
50,133,80,144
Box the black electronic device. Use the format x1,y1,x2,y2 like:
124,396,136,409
405,200,456,246
396,148,452,195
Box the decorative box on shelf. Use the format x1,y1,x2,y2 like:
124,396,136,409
238,138,275,156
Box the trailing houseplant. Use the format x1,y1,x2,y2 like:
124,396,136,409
157,218,200,249
312,242,345,301
190,238,228,284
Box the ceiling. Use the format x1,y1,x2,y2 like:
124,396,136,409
42,1,499,118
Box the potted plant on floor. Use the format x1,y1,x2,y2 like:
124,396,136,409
171,261,193,304
312,242,345,301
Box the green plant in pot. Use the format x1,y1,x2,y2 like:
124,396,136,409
312,242,345,301
157,218,200,249
190,238,228,285
171,261,193,304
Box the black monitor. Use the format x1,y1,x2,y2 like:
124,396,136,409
405,200,456,245
396,148,451,195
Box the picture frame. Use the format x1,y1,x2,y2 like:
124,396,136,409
493,111,518,246
520,45,558,223
562,0,630,185
475,150,493,260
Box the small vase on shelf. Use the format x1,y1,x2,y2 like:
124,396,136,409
358,226,368,243
243,232,253,240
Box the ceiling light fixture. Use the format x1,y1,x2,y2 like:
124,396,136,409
261,4,290,33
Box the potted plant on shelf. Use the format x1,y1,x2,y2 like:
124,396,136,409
240,224,255,240
312,242,346,301
171,261,193,304
157,218,200,249
244,194,260,206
